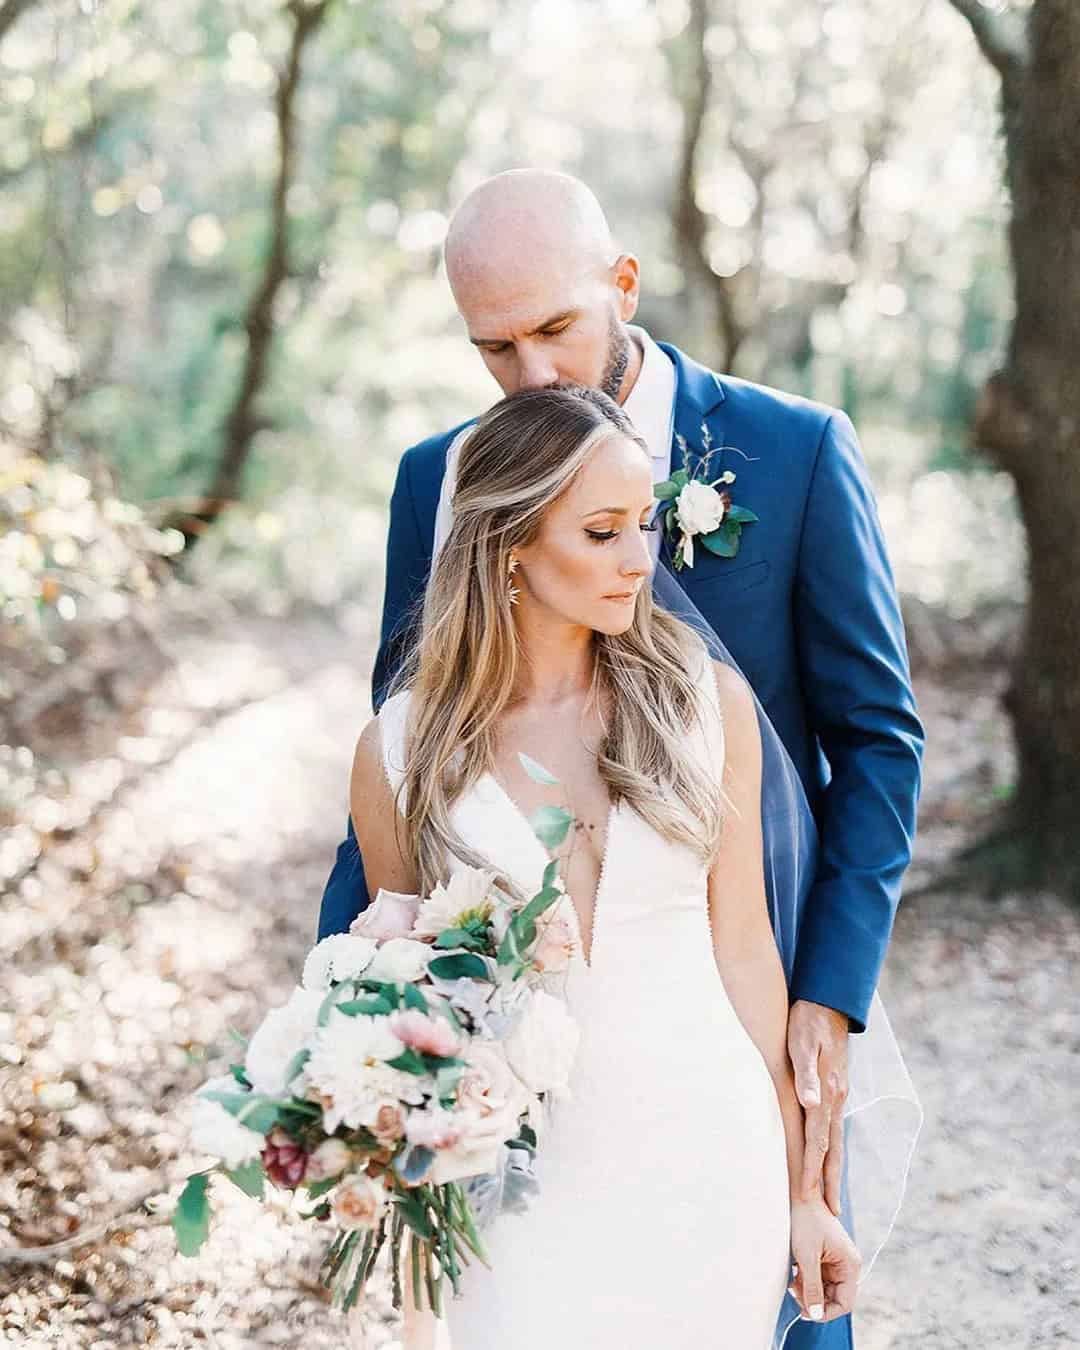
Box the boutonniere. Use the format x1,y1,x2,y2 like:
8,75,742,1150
653,424,758,570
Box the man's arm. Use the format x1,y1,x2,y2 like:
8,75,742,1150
317,450,432,939
788,410,925,1033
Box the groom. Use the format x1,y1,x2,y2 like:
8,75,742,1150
319,170,923,1346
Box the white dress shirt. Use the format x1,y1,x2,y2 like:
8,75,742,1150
432,325,677,561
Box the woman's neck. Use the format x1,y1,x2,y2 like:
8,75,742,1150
511,610,597,708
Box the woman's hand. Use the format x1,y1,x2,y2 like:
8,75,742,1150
788,1196,862,1324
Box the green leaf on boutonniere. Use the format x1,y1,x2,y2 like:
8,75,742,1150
652,478,681,501
701,520,742,558
726,504,759,525
671,468,690,490
529,804,573,849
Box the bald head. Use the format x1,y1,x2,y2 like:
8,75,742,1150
443,170,641,400
445,170,616,296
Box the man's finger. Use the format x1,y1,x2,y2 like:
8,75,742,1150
823,1109,845,1216
800,1103,831,1200
792,1044,822,1108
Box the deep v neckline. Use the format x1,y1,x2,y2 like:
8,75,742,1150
480,772,616,969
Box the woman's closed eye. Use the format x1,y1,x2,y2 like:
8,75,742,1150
586,522,659,542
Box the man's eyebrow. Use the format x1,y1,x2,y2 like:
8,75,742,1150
469,309,579,348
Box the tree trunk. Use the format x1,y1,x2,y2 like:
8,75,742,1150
950,0,1080,897
172,0,331,548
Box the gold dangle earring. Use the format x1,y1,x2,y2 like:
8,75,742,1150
507,554,521,607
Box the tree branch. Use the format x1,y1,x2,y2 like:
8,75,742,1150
946,0,1028,84
0,0,36,44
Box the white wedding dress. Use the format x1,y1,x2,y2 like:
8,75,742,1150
378,653,791,1350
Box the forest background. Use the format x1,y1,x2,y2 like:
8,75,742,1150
1,1,1077,1347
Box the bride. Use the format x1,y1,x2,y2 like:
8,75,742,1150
349,383,861,1349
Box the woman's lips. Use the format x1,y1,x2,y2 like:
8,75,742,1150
603,590,638,602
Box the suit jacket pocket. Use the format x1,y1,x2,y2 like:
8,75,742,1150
681,558,771,600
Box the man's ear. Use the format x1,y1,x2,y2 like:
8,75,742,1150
612,253,641,321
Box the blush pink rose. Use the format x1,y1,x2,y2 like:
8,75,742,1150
388,1009,461,1059
350,889,421,942
332,1173,387,1230
531,907,577,974
371,1102,405,1146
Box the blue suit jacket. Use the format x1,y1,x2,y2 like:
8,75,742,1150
318,343,924,1033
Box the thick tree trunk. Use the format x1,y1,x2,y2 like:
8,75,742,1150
952,0,1080,896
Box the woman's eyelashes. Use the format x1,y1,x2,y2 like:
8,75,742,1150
585,522,659,543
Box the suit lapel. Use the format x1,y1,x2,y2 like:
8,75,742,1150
655,343,728,575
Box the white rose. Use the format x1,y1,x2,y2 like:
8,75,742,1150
503,990,580,1101
190,1076,265,1168
365,938,433,984
244,986,324,1097
676,479,727,537
302,934,378,991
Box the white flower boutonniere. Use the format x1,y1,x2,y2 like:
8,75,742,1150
654,424,758,569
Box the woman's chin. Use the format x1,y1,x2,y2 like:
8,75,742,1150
589,604,638,636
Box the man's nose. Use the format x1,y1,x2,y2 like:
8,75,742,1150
516,345,559,391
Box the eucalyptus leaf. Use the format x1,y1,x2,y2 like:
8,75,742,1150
529,804,573,849
725,504,758,525
433,928,484,951
672,468,690,489
428,952,491,982
283,1048,310,1084
225,1158,265,1199
385,1047,429,1075
517,752,560,785
652,478,681,501
517,886,562,926
172,1172,211,1257
402,982,429,1012
337,995,396,1016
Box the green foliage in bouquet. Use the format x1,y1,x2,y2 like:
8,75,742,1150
174,752,582,1318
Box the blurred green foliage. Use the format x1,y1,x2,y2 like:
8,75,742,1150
0,0,1018,627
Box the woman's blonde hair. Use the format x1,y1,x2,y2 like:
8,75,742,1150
392,384,725,894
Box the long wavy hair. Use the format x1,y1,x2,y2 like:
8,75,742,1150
392,384,725,895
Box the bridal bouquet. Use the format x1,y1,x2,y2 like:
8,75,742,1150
173,781,580,1317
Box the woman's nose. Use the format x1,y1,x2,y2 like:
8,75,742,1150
620,528,654,578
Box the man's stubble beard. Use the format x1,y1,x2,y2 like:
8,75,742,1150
599,311,631,402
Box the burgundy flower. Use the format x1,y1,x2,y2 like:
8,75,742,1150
261,1126,308,1189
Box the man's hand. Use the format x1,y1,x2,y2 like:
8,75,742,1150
788,999,850,1215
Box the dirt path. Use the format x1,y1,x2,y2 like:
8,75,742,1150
1,612,1077,1347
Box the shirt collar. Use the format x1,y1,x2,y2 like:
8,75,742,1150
621,325,677,464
